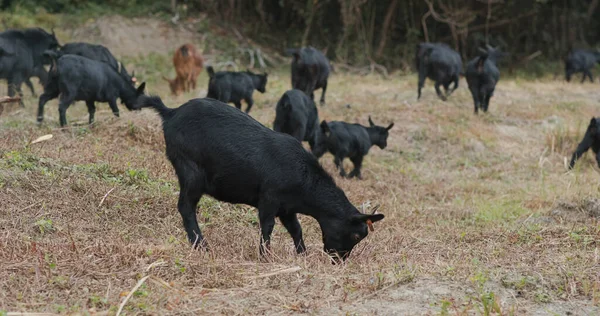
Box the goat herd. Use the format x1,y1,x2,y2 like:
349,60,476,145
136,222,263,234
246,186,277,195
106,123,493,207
1,27,599,262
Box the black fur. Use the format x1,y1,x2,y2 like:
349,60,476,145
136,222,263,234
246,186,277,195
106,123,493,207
416,42,462,101
206,66,267,113
58,42,135,85
569,117,600,169
286,47,330,105
565,49,600,83
316,117,394,180
273,89,324,156
37,54,146,126
0,28,59,105
23,65,49,97
134,95,385,261
466,45,504,114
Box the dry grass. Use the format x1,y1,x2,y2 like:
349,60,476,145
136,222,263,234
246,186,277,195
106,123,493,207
1,70,600,315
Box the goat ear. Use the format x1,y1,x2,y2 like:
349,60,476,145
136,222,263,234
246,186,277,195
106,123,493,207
591,118,597,127
136,82,146,95
478,47,487,54
386,122,394,131
486,43,493,51
351,214,385,232
368,116,375,127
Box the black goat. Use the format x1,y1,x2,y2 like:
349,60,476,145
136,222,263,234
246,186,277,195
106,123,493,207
565,49,600,83
466,45,504,114
24,65,49,97
286,47,330,105
0,28,59,105
273,89,324,155
59,42,136,85
416,42,462,101
569,117,600,169
37,54,146,126
316,117,394,180
134,95,385,262
206,66,267,113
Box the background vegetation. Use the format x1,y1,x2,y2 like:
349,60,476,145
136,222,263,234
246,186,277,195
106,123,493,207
3,0,599,75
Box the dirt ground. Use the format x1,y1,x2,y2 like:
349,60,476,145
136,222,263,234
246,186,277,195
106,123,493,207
1,16,600,315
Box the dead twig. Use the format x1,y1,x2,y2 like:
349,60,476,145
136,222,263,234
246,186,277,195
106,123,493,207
245,266,302,279
116,275,150,316
98,187,116,208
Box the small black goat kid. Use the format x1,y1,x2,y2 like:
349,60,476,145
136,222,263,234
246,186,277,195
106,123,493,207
569,117,600,169
134,95,385,262
316,117,394,180
206,66,267,113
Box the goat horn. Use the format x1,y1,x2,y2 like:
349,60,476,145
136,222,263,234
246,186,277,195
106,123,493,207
371,204,380,215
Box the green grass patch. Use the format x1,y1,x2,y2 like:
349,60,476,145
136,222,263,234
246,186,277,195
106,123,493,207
472,198,530,223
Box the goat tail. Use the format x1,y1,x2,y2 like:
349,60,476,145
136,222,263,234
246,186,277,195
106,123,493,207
476,54,488,72
206,66,215,78
43,50,60,74
134,95,175,121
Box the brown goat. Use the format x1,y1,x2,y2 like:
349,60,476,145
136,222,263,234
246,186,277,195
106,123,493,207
163,44,204,95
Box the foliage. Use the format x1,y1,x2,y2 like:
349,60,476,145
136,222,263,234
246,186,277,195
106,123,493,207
5,0,599,72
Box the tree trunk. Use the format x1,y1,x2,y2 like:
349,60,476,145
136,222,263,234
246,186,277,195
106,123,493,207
375,0,398,58
302,0,318,47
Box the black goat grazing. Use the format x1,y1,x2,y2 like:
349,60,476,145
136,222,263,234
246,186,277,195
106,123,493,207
416,42,462,101
466,45,504,114
273,89,324,156
59,42,136,85
206,66,267,113
565,49,600,83
134,95,385,262
37,54,146,126
569,117,600,169
286,46,330,105
316,117,394,180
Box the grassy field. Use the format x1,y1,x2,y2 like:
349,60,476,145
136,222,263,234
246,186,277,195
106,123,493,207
1,16,600,316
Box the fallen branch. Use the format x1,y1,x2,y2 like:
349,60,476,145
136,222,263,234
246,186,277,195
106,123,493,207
0,96,21,116
0,96,21,104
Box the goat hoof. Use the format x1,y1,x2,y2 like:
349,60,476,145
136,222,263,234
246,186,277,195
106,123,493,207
191,239,209,250
296,244,307,254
